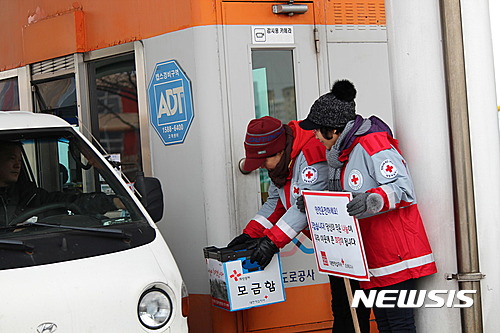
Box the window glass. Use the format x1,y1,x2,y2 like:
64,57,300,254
0,132,143,227
252,50,297,122
0,128,154,269
251,50,297,203
32,76,78,125
0,77,20,111
89,54,142,182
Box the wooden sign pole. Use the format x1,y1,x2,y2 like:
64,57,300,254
344,277,361,333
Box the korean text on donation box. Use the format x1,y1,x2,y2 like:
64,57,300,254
302,191,369,281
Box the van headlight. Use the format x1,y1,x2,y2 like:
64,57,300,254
138,288,173,329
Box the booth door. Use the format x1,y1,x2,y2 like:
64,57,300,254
221,2,333,332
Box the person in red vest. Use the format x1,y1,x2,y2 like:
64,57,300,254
299,80,437,333
228,116,328,266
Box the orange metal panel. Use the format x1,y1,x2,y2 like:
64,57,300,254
242,283,333,332
0,0,385,70
200,284,333,333
192,289,379,333
325,0,386,26
194,284,334,333
222,1,316,26
188,294,241,333
81,0,212,51
0,0,219,70
21,6,86,64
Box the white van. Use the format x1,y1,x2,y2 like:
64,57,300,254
0,111,188,332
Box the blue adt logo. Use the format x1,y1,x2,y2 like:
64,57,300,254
148,60,194,145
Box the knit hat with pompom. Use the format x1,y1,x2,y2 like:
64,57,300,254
300,80,357,130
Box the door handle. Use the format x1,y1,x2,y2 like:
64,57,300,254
238,158,252,175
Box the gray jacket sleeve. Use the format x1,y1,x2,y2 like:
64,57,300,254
256,152,328,248
345,144,417,219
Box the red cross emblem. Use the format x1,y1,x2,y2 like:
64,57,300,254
348,169,363,190
302,166,318,184
230,270,242,281
380,160,398,178
293,186,300,194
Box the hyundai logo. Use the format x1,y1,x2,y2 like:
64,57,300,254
37,323,57,333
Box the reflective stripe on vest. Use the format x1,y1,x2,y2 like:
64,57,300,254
276,217,298,240
368,253,435,277
253,214,273,229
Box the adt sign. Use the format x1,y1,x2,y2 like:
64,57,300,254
148,60,194,145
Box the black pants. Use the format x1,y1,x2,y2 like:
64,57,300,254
330,275,371,333
371,279,417,333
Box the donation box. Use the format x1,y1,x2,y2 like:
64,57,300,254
203,245,286,311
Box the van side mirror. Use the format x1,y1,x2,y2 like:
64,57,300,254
134,172,164,223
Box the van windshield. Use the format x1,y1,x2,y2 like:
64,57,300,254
0,128,155,269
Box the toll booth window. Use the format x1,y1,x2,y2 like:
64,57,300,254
251,50,297,203
32,76,78,125
0,78,20,111
88,53,142,182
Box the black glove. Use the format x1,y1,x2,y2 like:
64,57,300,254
296,195,305,213
346,192,384,217
296,188,309,213
250,236,279,269
227,233,252,248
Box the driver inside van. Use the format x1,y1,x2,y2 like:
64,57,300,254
0,140,121,227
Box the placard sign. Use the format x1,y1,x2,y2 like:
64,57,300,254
302,191,369,281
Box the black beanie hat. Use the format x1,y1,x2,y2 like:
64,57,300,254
300,80,357,130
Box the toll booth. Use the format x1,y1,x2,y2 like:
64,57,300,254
139,2,390,331
1,1,499,332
